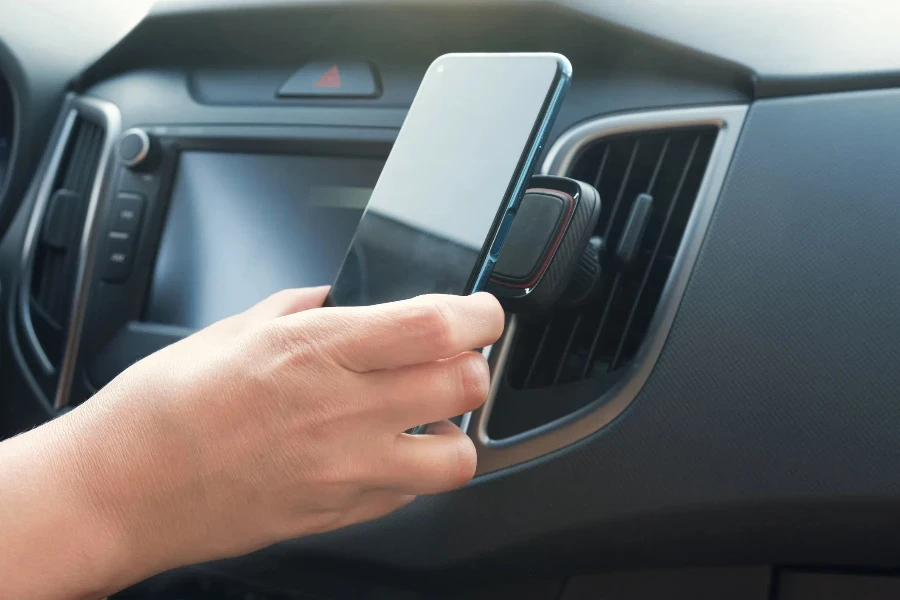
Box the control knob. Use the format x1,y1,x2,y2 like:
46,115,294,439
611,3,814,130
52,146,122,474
117,128,155,169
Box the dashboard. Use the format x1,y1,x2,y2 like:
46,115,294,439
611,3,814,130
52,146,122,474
3,1,900,598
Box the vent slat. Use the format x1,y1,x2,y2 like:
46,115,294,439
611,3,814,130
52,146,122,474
507,126,719,392
646,137,670,194
602,140,640,240
74,125,92,193
580,273,621,378
37,251,53,309
75,123,93,192
64,121,86,190
611,135,701,370
552,314,582,385
49,254,64,323
71,124,89,193
84,125,103,192
523,316,555,388
591,144,610,189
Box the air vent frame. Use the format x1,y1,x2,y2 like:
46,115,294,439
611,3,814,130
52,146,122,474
18,95,121,410
470,104,748,475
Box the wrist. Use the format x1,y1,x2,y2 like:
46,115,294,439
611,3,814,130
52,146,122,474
46,407,146,596
60,377,212,590
0,410,142,599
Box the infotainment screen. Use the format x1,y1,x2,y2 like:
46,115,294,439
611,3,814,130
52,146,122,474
146,152,384,329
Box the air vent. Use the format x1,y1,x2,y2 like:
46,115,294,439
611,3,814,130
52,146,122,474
30,115,105,365
507,127,718,391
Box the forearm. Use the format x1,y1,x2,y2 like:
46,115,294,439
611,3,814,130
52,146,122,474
0,290,502,598
0,411,134,600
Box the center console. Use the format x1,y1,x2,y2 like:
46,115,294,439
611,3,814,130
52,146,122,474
80,125,391,404
16,104,394,410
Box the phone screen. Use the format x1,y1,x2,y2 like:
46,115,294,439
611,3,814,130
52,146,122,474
327,53,569,307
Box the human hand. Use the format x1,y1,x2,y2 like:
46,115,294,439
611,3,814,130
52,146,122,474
2,288,504,598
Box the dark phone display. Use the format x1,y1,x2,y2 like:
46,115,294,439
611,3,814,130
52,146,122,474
328,53,567,307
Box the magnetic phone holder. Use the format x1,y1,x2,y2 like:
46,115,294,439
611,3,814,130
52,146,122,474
487,176,602,314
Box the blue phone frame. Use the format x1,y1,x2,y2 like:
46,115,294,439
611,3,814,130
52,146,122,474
461,53,572,295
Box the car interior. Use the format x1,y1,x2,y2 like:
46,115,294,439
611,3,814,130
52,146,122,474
3,0,900,598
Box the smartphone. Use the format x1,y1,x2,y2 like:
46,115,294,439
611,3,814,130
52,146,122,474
326,52,571,309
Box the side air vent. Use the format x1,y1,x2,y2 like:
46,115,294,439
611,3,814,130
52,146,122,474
471,106,747,473
29,115,105,366
507,127,718,391
487,126,720,441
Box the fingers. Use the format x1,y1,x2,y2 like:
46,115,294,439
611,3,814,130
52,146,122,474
363,351,490,430
286,292,505,372
245,287,329,320
384,420,478,495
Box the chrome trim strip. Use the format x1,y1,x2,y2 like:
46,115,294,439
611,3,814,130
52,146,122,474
53,97,122,409
471,104,748,475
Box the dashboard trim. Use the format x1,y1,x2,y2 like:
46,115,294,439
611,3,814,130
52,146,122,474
471,104,748,475
53,97,122,409
75,123,396,398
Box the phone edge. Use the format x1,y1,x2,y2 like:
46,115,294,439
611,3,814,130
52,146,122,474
466,55,572,295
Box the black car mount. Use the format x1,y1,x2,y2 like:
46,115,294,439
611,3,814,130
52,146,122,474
487,175,603,315
415,175,604,435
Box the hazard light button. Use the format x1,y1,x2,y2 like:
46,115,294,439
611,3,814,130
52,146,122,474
278,61,380,98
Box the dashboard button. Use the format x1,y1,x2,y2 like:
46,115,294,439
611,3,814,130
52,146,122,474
103,237,135,283
278,61,380,98
112,193,145,234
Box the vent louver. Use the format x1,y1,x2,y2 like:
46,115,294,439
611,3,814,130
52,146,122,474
507,126,718,391
30,116,104,365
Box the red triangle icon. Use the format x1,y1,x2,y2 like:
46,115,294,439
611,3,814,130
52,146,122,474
315,65,342,88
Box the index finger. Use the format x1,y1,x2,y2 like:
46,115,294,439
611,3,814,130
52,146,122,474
289,292,505,372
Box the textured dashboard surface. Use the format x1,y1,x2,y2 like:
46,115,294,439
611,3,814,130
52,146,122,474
202,87,900,585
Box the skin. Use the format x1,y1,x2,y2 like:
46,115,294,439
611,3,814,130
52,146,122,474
0,288,505,600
